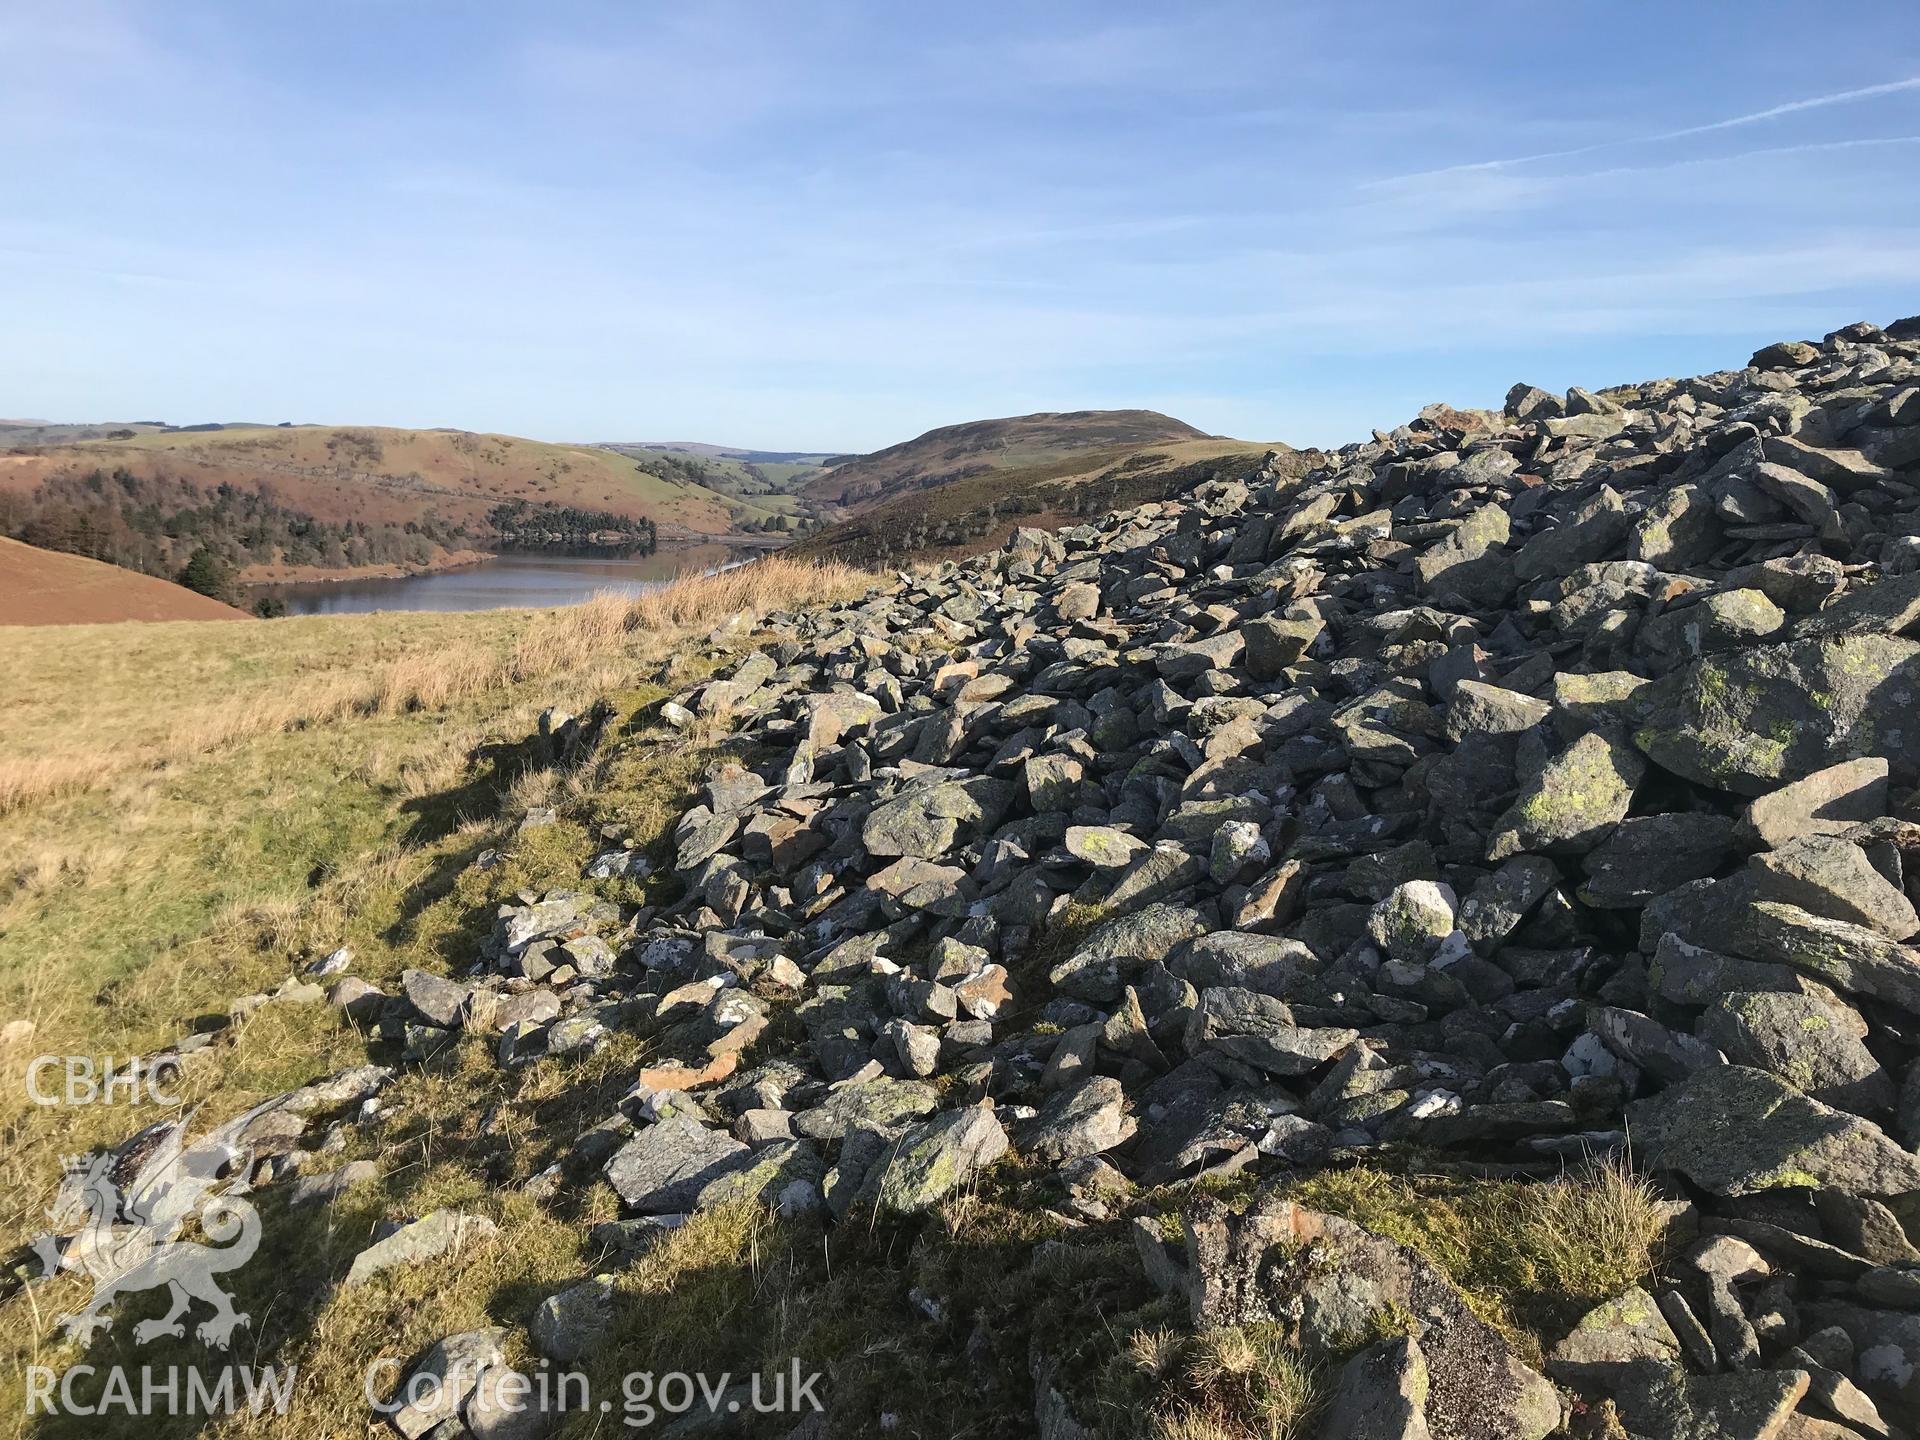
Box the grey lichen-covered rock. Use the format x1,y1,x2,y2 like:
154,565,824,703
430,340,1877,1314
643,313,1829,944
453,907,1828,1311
1443,680,1550,743
531,1277,615,1364
862,776,1013,859
464,1361,566,1440
1635,635,1920,796
1101,843,1207,913
675,806,739,871
1208,819,1270,884
1750,834,1919,939
1022,1076,1136,1163
1512,484,1630,582
1185,987,1358,1076
1488,730,1645,859
1638,587,1785,667
1242,615,1325,678
1729,901,1920,1017
345,1209,500,1287
1182,1195,1558,1440
1416,505,1515,609
1024,753,1086,812
1628,1065,1920,1196
1153,630,1244,679
1546,1286,1680,1396
1591,1006,1726,1083
1048,903,1206,1002
492,890,620,957
792,1077,939,1141
1740,758,1890,848
1320,1335,1432,1440
1801,1303,1920,1412
1458,856,1558,950
603,1115,751,1213
400,968,475,1028
289,1159,379,1207
1610,1367,1809,1440
1646,931,1822,1008
863,1105,1009,1213
1169,929,1319,996
389,1328,506,1439
1697,991,1895,1115
693,1137,826,1213
1063,824,1145,869
1365,880,1458,962
1578,812,1737,908
1630,482,1721,568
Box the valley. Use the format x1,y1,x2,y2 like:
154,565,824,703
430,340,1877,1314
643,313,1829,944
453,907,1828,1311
1,410,1239,617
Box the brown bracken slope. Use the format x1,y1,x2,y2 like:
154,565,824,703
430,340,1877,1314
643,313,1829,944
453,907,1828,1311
801,409,1210,511
0,424,775,541
0,535,249,625
791,435,1302,568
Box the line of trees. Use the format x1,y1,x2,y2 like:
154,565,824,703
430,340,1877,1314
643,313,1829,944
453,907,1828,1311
0,468,467,581
486,499,657,554
1,469,671,606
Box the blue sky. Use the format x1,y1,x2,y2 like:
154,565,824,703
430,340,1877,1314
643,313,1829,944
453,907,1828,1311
4,2,1918,451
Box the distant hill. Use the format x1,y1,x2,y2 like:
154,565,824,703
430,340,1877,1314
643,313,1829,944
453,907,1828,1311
799,409,1210,511
613,441,842,465
792,435,1303,568
0,419,265,446
0,535,249,625
595,441,838,526
0,423,830,583
0,424,798,538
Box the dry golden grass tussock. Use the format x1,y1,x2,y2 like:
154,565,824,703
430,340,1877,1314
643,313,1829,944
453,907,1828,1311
0,753,119,817
502,555,866,677
1514,1152,1672,1301
369,640,498,716
625,553,869,630
1141,1325,1322,1440
0,555,872,820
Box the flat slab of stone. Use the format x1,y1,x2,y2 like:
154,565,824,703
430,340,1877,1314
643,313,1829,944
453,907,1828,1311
344,1209,499,1287
1635,635,1920,796
603,1115,751,1213
1628,1065,1920,1197
1739,758,1890,848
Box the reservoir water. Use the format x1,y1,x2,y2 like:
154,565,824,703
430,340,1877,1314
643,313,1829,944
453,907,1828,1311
252,546,739,616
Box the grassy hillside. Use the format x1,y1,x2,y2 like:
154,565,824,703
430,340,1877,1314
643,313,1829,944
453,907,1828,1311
0,535,250,626
0,425,802,545
800,408,1210,510
792,436,1300,567
0,561,886,1434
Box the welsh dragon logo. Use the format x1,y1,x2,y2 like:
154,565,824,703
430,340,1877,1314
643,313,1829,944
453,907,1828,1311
31,1101,280,1349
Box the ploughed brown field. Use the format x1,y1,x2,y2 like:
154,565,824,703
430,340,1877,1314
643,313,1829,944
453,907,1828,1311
0,534,249,625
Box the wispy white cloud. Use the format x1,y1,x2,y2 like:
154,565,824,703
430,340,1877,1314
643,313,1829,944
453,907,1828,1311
1372,75,1920,185
1359,133,1920,220
5,2,1920,451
